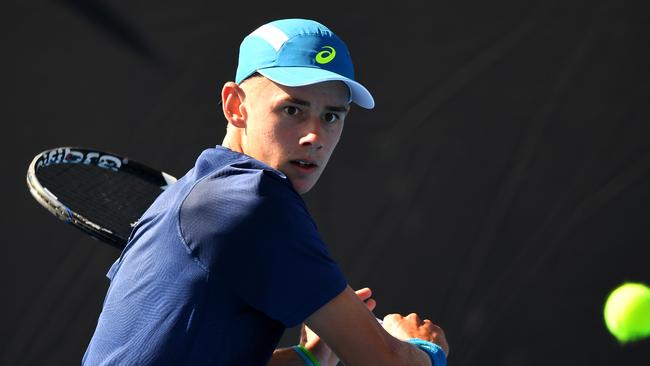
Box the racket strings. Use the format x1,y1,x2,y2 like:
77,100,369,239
37,163,164,241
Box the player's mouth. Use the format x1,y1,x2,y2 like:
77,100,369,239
289,159,318,172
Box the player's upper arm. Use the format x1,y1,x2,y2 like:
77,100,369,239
304,286,430,366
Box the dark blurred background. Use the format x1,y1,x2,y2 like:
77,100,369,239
3,0,650,364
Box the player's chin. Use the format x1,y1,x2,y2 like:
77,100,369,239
290,175,320,195
283,163,325,194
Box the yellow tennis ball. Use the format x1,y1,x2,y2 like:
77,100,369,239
603,282,650,343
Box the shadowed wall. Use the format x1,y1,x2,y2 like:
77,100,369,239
3,0,649,364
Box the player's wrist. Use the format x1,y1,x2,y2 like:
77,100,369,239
292,344,321,366
406,338,447,366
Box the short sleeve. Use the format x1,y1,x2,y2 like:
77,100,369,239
179,166,347,327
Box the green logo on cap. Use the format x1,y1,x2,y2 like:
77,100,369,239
315,46,336,64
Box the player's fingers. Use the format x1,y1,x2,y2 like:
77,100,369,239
364,298,377,311
383,313,403,323
299,324,307,345
354,287,372,301
405,312,423,324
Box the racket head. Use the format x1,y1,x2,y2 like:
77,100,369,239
26,147,177,249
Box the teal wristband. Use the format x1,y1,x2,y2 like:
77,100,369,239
407,339,446,366
292,345,320,366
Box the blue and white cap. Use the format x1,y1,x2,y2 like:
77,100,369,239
235,19,375,109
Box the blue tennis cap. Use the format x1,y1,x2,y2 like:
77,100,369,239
235,19,375,109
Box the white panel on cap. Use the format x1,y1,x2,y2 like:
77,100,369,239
249,24,288,51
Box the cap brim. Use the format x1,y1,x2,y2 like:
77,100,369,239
257,67,375,109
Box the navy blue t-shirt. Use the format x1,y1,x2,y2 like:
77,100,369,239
83,146,347,365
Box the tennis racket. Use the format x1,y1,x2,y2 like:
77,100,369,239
26,147,177,249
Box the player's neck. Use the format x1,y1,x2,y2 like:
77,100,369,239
221,128,244,154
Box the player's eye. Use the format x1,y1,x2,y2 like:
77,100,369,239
323,112,340,124
283,106,300,116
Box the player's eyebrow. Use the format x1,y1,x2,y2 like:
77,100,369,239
285,96,349,113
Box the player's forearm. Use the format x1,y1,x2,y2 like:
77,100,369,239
270,342,433,366
353,336,432,366
395,341,434,366
327,334,434,366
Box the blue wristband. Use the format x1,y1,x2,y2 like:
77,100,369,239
407,339,446,366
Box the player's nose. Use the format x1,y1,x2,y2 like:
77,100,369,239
299,132,323,150
299,117,324,150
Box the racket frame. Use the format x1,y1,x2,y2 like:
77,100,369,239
26,147,176,248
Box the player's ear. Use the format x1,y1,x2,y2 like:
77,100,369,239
221,82,247,128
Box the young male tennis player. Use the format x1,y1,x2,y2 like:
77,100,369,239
83,18,448,366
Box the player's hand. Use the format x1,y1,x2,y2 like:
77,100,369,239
382,313,449,356
301,287,376,366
